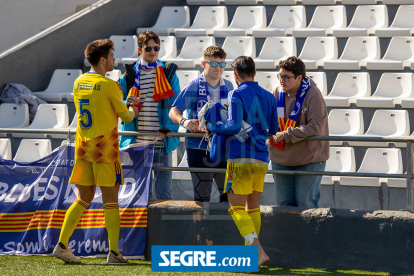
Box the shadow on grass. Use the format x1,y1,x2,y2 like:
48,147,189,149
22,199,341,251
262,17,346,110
258,267,395,276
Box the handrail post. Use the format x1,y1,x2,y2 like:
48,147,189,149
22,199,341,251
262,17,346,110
407,141,413,212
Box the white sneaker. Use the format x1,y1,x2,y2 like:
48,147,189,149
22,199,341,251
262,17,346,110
53,244,81,263
107,251,127,263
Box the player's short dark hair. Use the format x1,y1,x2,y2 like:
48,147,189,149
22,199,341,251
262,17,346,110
231,56,255,79
84,39,114,66
203,46,226,59
138,30,160,49
279,56,306,79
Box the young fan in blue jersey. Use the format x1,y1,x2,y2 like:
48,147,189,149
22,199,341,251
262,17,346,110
169,46,234,202
207,56,278,271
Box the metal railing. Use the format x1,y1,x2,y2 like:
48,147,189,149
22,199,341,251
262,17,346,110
1,128,413,211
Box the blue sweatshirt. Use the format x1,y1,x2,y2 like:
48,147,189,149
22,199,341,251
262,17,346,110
208,81,278,163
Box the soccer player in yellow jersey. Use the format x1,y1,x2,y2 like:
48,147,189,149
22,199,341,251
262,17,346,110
53,39,138,264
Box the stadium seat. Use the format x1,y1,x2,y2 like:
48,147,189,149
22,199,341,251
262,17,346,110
341,0,376,4
339,148,402,187
375,5,414,37
213,6,266,37
328,109,364,145
105,70,121,82
332,5,388,37
84,35,138,67
254,37,296,69
322,147,356,185
255,72,280,92
324,72,371,107
323,37,380,70
292,6,346,37
298,37,338,69
386,175,406,188
0,138,12,160
176,70,200,90
123,36,176,66
137,6,190,36
51,112,77,139
262,0,296,4
32,69,82,102
301,0,336,4
252,6,306,37
382,0,413,3
13,104,69,139
222,36,256,67
307,72,327,96
187,0,221,4
224,0,258,4
356,73,414,108
172,151,191,181
222,71,238,88
0,103,30,137
164,36,215,68
348,110,410,147
366,37,414,70
13,139,52,163
174,7,228,37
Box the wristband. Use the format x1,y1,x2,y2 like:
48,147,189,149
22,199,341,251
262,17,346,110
180,118,187,126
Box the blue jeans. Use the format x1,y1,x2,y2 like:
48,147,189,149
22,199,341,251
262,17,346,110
149,147,172,200
272,161,326,208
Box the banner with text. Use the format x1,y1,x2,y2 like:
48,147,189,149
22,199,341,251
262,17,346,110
0,143,154,258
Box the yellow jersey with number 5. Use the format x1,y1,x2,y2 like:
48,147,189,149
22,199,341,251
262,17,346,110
73,72,127,163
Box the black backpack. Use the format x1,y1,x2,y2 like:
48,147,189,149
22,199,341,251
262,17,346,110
122,61,178,109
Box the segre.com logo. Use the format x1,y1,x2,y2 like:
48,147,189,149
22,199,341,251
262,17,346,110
151,245,258,272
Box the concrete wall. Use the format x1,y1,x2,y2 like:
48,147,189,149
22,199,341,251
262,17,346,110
146,201,414,275
0,0,99,54
0,0,184,92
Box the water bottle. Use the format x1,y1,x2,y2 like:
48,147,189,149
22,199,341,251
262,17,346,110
235,121,251,143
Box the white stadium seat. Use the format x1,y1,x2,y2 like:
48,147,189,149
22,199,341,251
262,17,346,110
383,0,414,3
328,109,364,145
105,70,121,82
292,6,346,37
324,72,371,107
339,148,402,187
324,37,380,70
298,37,338,69
13,104,69,139
224,0,258,4
322,147,356,185
164,36,215,68
176,70,200,91
85,36,138,67
172,151,191,181
123,36,177,66
0,103,30,137
51,112,78,139
348,110,410,147
137,6,190,36
375,5,414,37
213,6,266,37
174,7,228,37
222,71,238,88
262,0,296,4
254,37,296,69
187,0,221,4
252,6,306,37
255,72,280,92
366,37,414,70
0,139,12,160
222,36,256,67
356,73,414,108
307,72,327,96
14,139,52,163
33,69,82,102
341,0,376,4
301,0,336,4
332,5,388,37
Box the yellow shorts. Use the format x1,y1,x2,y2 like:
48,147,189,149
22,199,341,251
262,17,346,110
69,159,123,187
224,159,268,195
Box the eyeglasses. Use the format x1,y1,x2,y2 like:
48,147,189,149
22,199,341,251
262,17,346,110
204,61,226,68
277,74,296,82
143,46,160,52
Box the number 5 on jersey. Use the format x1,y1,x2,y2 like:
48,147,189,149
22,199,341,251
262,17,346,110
79,99,92,129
